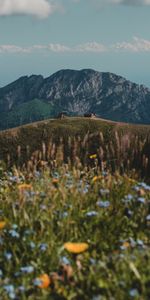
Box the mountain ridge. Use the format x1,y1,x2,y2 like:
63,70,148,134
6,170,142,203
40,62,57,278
0,68,150,130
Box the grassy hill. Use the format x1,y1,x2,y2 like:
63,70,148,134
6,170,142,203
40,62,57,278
0,117,150,179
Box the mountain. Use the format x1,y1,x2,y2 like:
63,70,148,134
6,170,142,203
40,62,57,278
0,69,150,130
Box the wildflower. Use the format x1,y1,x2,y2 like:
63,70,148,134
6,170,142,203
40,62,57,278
4,285,16,299
34,274,51,288
0,221,6,230
40,204,47,210
52,178,59,184
60,212,68,218
18,286,26,293
129,237,136,248
133,185,140,192
96,200,110,208
137,197,145,204
92,176,102,183
39,243,48,252
12,224,18,230
20,266,34,273
146,215,150,221
123,194,133,202
99,188,110,196
120,241,130,250
18,183,32,191
129,289,139,297
29,241,36,249
64,242,89,254
138,182,150,191
127,178,136,184
60,256,70,265
4,252,12,260
9,229,20,238
86,211,98,217
89,154,97,159
138,189,146,196
137,239,144,247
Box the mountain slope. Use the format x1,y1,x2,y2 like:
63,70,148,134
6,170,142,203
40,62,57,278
0,69,150,130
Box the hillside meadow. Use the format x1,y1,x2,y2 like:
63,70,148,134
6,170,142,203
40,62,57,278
0,117,150,299
0,117,150,179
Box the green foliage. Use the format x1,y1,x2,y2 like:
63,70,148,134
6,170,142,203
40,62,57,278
0,99,54,130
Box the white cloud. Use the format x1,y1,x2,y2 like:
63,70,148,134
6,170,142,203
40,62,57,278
91,0,150,6
75,42,107,53
1,38,150,54
0,45,31,53
0,0,61,18
113,37,150,52
0,42,107,54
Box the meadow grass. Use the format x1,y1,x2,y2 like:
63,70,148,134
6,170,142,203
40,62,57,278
0,118,150,179
0,118,150,299
0,159,150,300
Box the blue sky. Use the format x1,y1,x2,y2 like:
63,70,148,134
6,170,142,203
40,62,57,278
0,0,150,87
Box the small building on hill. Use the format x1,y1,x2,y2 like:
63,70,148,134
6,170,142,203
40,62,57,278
57,111,68,119
84,113,96,118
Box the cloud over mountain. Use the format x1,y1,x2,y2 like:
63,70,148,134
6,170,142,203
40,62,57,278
0,0,61,18
92,0,150,6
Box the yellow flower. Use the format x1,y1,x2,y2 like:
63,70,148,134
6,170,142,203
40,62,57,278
36,273,51,288
89,154,97,159
18,184,32,191
52,178,59,184
92,176,102,183
64,242,89,254
0,221,6,230
122,241,130,249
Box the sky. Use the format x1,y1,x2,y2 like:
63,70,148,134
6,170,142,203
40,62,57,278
0,0,150,87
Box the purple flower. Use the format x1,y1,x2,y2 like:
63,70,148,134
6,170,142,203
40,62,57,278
39,243,48,252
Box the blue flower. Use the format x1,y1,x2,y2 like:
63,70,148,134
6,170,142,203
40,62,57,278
123,194,133,202
12,224,18,230
60,256,70,265
33,278,43,286
129,289,139,297
4,285,16,299
137,239,144,247
99,188,110,196
29,241,36,249
9,229,20,238
86,211,98,217
137,197,145,204
18,286,26,292
97,201,110,208
133,186,140,192
129,237,136,248
4,252,12,260
20,266,34,273
138,182,150,191
146,215,150,221
39,243,48,252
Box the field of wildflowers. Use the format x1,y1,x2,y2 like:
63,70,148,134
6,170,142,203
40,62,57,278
0,157,150,299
